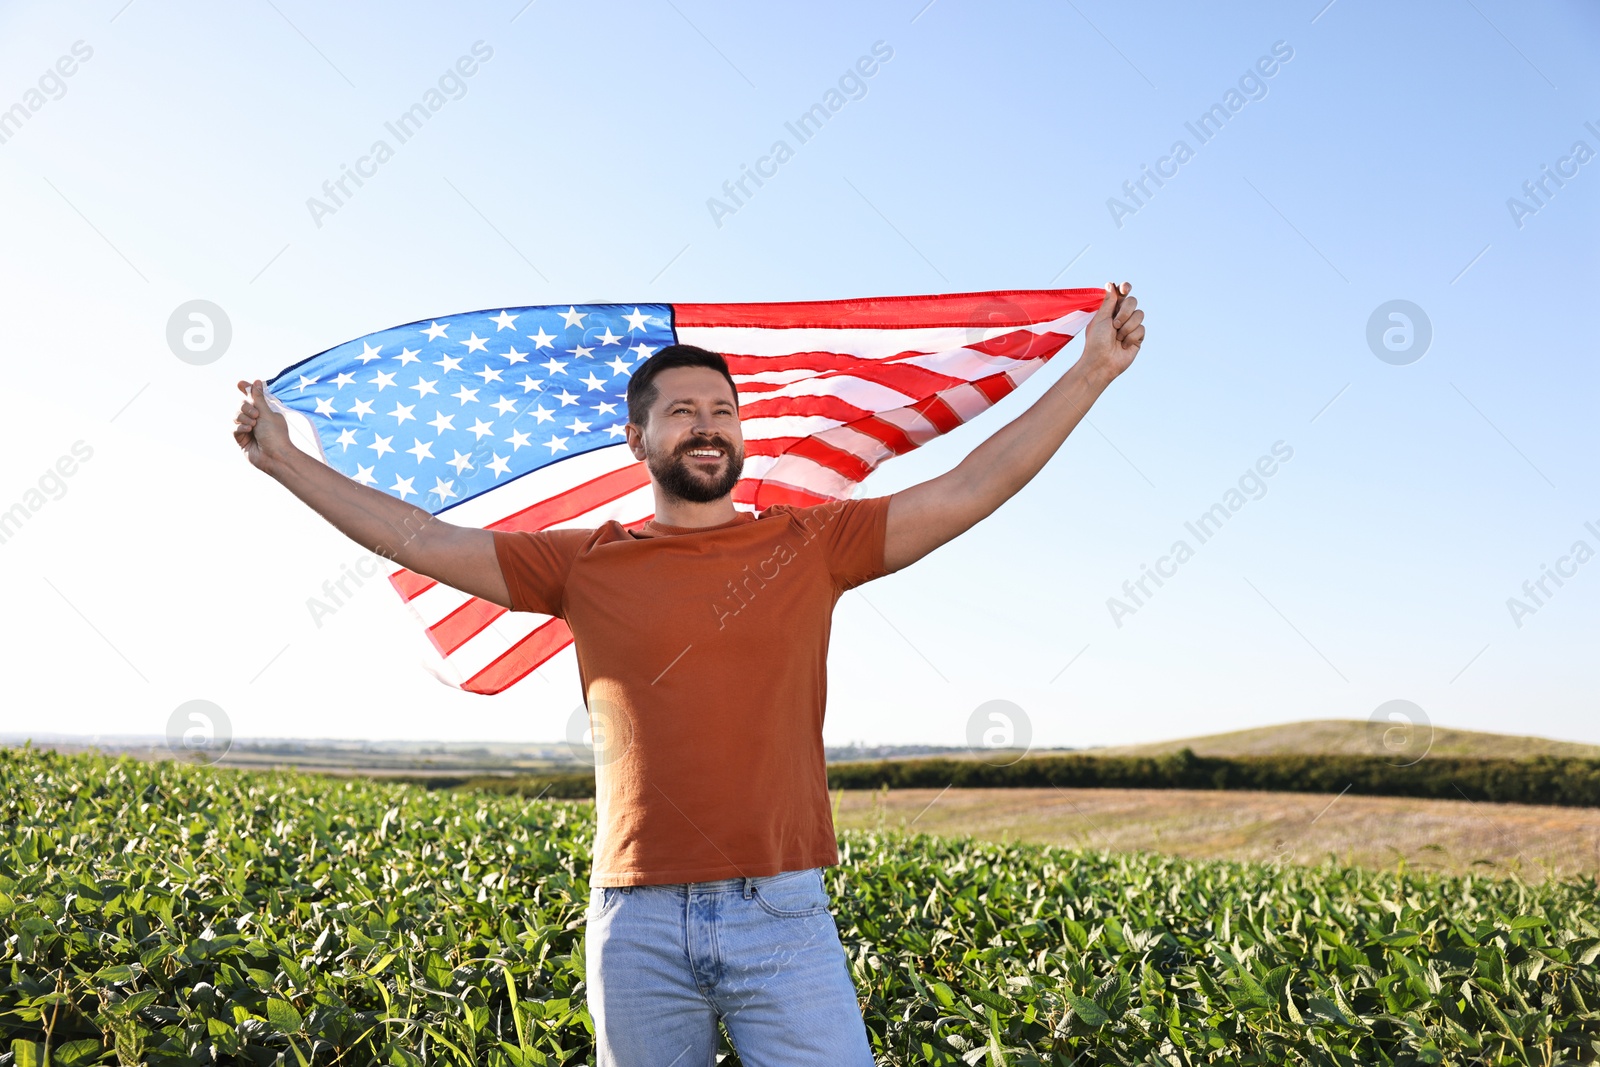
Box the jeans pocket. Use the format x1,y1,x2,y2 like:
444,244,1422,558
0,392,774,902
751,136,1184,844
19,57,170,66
586,886,625,921
752,869,830,918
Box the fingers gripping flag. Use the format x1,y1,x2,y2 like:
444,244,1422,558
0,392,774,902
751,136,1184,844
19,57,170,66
266,289,1105,694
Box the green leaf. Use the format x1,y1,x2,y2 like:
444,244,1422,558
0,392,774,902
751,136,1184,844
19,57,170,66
1283,988,1304,1025
11,1040,44,1067
280,953,308,987
498,1041,547,1067
424,950,453,990
54,1038,105,1067
1066,994,1109,1028
1481,995,1519,1039
93,963,138,985
267,996,305,1034
121,990,159,1013
1305,996,1350,1026
1378,929,1421,947
967,985,1007,1012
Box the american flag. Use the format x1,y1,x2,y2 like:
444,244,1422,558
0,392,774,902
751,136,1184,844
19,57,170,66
266,289,1104,694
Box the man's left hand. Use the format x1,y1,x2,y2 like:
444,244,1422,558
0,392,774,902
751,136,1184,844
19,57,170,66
1078,281,1145,384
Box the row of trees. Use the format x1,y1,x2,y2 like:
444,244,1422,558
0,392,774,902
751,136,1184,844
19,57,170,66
827,748,1600,807
435,749,1600,808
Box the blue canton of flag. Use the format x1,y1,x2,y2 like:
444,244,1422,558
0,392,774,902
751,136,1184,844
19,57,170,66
266,304,673,515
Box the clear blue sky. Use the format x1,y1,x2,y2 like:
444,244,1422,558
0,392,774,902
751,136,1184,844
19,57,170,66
1,0,1596,749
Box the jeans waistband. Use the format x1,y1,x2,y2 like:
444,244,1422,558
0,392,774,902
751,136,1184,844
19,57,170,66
610,868,816,895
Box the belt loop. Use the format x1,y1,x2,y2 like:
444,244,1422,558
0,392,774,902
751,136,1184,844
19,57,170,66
743,876,754,899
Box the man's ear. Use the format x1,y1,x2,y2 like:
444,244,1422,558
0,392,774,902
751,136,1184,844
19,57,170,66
625,422,646,460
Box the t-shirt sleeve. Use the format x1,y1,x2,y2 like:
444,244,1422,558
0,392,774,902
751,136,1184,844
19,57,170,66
788,494,892,592
492,528,591,617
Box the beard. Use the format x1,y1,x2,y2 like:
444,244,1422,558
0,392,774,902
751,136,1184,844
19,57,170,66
646,433,745,504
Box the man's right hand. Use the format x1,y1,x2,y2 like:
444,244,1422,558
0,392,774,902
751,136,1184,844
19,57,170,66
234,379,292,475
231,376,514,608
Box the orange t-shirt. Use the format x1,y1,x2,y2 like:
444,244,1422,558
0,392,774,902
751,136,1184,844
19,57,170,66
492,493,892,886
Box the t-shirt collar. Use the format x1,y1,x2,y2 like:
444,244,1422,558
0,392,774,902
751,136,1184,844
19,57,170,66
639,510,756,536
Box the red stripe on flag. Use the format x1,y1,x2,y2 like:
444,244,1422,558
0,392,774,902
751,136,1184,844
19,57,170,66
675,288,1105,329
973,372,1018,405
966,330,1075,362
390,460,652,603
487,462,652,533
908,394,963,435
733,479,832,509
779,435,874,483
431,512,658,655
428,597,506,657
461,618,574,695
731,365,963,404
723,350,967,395
390,568,433,601
742,437,803,458
848,414,919,457
722,351,893,375
743,435,876,468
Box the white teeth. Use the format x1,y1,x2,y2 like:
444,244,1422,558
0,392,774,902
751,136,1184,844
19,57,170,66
689,449,721,456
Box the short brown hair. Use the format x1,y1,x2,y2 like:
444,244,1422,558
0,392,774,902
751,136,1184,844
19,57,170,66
625,344,739,429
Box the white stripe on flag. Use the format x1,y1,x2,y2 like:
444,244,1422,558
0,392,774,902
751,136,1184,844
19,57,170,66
739,413,851,441
437,441,642,526
751,373,918,409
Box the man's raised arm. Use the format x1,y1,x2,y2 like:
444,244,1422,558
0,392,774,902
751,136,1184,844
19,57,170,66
232,378,512,608
883,282,1146,573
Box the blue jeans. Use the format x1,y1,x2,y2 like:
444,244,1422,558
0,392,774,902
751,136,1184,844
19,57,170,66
584,867,876,1066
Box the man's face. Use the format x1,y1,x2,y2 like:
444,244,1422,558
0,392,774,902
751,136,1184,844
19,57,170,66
629,366,745,504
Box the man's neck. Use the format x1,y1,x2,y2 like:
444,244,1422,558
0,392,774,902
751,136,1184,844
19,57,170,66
649,494,739,529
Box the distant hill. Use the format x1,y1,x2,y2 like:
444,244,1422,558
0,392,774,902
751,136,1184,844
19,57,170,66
1090,719,1600,761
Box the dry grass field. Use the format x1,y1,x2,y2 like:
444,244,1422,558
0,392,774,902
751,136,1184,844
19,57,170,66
1090,718,1600,760
833,785,1600,881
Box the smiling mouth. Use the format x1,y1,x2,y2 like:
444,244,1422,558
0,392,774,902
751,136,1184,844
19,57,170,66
684,446,726,462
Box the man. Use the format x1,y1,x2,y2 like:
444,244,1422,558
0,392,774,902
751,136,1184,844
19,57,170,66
233,282,1144,1064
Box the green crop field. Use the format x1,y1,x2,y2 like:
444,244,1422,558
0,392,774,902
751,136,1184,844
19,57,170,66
2,748,1597,1066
